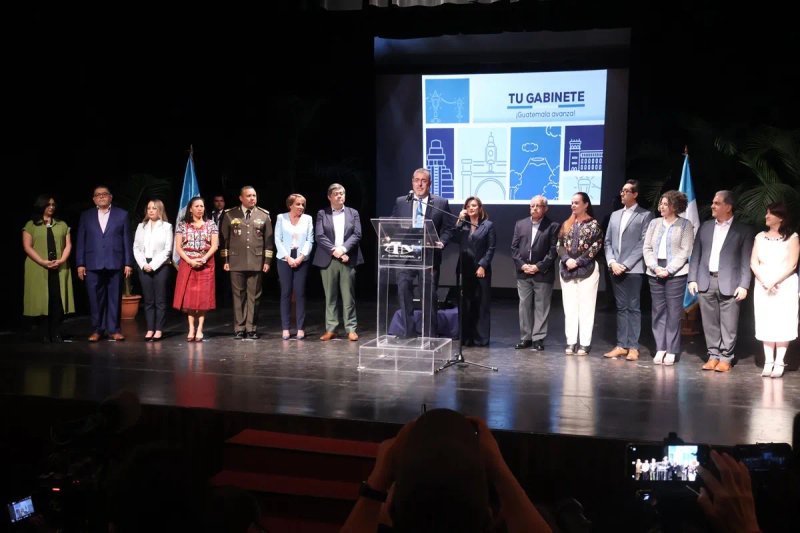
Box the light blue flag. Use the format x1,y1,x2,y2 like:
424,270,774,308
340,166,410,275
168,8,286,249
173,150,201,265
679,152,699,308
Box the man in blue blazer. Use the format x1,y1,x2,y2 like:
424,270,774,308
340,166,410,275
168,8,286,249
511,195,560,351
75,185,133,342
603,179,654,361
391,168,454,338
312,183,364,342
688,191,754,372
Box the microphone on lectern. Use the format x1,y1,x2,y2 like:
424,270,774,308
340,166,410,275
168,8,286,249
405,190,414,202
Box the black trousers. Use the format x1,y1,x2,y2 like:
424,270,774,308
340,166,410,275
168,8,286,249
138,264,170,331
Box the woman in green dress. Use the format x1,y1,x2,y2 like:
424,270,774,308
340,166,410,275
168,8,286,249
22,194,75,342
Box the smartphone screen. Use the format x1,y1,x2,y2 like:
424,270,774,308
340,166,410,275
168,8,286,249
7,496,34,523
626,443,665,482
627,443,708,483
735,443,792,473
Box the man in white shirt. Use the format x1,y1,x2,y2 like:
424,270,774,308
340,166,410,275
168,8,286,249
312,183,364,341
688,191,754,372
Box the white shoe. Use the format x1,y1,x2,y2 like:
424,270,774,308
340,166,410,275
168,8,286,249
653,351,665,364
664,353,675,366
771,363,786,378
762,363,774,377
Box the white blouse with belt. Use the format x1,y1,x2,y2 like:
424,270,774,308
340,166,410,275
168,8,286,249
133,220,174,270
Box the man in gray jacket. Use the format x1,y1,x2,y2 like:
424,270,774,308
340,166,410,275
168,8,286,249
603,180,653,361
688,191,753,372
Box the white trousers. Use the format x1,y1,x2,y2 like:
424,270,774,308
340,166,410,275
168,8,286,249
560,262,600,346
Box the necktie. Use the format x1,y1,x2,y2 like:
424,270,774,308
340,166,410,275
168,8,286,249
414,199,423,228
245,209,251,221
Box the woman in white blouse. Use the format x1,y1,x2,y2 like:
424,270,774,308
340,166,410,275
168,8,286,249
275,194,314,340
132,200,173,341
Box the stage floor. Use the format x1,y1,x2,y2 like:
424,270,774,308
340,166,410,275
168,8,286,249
1,296,798,447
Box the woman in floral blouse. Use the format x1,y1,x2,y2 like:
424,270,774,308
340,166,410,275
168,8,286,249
173,196,218,342
557,192,604,355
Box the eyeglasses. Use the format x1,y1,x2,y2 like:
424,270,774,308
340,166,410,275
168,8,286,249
530,204,546,209
93,192,111,198
412,178,430,184
620,189,635,195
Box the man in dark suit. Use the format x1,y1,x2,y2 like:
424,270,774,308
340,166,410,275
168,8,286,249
603,179,653,361
511,195,559,351
75,185,133,342
210,194,230,307
688,190,754,372
313,183,363,342
391,168,454,338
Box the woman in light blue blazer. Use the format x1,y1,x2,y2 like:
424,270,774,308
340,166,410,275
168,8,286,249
275,193,314,340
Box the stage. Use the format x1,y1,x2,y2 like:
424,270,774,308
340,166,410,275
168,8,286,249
1,295,798,448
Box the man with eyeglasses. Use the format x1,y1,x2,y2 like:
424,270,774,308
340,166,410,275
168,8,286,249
602,179,653,361
511,196,559,351
76,185,133,342
390,168,454,338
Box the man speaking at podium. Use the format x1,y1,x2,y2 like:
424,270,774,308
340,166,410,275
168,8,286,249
391,168,454,338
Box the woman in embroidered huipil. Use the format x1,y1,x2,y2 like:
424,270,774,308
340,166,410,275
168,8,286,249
173,196,218,342
22,194,75,342
557,192,603,355
642,191,693,366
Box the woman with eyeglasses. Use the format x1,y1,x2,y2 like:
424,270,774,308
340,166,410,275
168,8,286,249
642,190,694,365
22,194,75,342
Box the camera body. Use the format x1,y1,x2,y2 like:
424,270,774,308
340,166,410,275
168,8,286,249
7,496,34,524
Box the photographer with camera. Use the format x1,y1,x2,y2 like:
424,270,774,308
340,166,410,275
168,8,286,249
341,408,552,533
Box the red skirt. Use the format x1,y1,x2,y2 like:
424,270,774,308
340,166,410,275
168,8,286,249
173,259,216,311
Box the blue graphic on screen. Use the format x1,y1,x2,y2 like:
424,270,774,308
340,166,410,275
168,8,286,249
425,128,455,198
509,127,562,200
563,125,605,171
425,78,469,124
458,128,508,202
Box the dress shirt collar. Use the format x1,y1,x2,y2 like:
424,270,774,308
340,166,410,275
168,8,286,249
715,215,733,227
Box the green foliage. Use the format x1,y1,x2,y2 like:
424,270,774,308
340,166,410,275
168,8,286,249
714,126,800,227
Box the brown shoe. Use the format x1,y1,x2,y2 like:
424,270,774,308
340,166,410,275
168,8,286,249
348,331,359,342
88,332,102,342
109,332,125,342
603,346,628,358
319,331,337,341
626,348,640,361
714,361,732,372
702,359,719,371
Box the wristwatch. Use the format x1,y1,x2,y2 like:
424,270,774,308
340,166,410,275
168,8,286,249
359,481,388,502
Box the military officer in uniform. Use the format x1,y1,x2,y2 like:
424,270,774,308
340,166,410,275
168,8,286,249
219,185,274,339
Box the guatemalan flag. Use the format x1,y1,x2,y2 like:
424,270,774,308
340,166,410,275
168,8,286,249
173,148,201,265
679,151,700,308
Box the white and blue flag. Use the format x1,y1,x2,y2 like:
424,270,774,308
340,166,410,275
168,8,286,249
173,149,201,265
679,152,699,308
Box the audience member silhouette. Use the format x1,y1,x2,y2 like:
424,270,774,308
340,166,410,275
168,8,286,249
341,408,552,533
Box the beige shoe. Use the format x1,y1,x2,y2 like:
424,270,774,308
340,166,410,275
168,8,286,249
626,348,640,361
603,346,628,358
653,351,665,364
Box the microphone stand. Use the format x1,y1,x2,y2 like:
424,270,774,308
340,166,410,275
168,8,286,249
408,198,496,373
